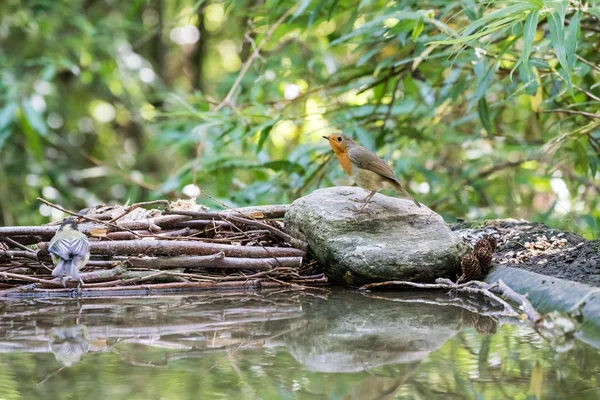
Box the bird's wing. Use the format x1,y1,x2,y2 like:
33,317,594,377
48,236,90,260
348,147,398,182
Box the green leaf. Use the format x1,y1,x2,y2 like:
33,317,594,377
460,3,537,36
565,10,580,70
470,60,498,109
461,0,479,21
573,140,589,175
524,0,543,8
478,97,492,133
429,17,516,45
510,10,538,83
356,46,381,67
547,11,567,67
292,0,311,20
411,18,425,41
519,62,538,96
256,122,275,153
0,129,11,151
0,103,17,131
21,99,48,137
0,103,17,151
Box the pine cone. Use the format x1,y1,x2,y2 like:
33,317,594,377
474,316,497,335
474,238,493,254
461,253,481,280
483,234,498,252
475,246,493,271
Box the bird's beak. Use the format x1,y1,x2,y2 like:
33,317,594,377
322,136,329,140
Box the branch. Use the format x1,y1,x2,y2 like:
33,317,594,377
214,6,296,111
37,239,305,258
113,254,302,270
543,109,600,119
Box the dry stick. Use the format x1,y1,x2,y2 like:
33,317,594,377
196,190,291,268
113,254,302,270
542,109,600,119
29,278,317,293
108,200,171,223
82,272,172,288
0,250,40,261
37,197,143,238
494,279,542,322
38,240,305,258
167,211,306,250
166,205,289,220
0,271,63,287
1,237,36,253
214,6,296,111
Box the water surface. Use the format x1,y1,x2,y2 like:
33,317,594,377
0,290,598,399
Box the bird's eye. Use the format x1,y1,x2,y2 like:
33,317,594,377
336,136,342,142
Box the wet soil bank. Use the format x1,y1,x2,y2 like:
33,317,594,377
452,219,600,287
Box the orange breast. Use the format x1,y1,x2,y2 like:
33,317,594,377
334,152,353,176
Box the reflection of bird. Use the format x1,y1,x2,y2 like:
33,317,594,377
49,325,90,367
323,133,420,212
49,218,89,288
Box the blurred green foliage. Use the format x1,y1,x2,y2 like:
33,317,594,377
0,0,599,237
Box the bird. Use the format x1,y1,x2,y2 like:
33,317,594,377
323,133,420,212
49,217,90,288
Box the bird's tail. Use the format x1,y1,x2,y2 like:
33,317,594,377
392,181,421,208
52,259,80,279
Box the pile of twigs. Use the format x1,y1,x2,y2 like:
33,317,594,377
0,198,326,296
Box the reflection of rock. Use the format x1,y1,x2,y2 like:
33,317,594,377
49,325,89,367
285,293,462,372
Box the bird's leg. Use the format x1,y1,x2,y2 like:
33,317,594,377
60,276,67,289
76,278,84,297
357,191,377,213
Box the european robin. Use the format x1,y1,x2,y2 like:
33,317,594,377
323,133,421,212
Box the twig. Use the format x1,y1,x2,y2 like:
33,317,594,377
165,204,289,220
108,200,170,223
494,279,542,323
214,6,296,111
36,197,143,238
1,237,36,253
542,109,600,119
0,271,63,286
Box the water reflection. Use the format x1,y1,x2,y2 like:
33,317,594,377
0,290,598,399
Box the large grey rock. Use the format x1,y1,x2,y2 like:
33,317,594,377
285,187,469,285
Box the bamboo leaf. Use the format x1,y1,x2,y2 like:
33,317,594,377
547,10,571,91
510,10,538,83
412,18,425,41
21,99,48,137
566,10,580,70
256,122,275,153
292,0,311,20
524,0,543,8
470,60,498,110
478,97,492,133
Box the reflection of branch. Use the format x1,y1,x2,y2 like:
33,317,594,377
37,366,66,386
